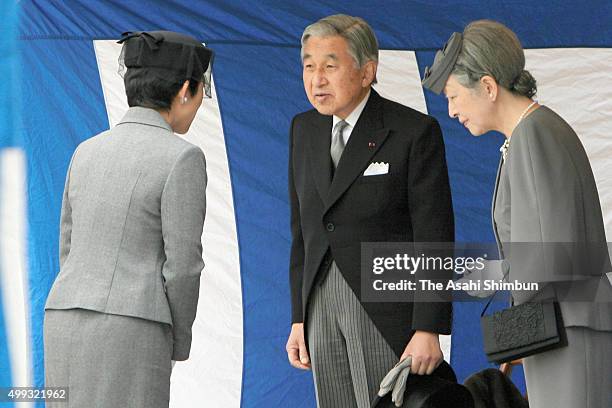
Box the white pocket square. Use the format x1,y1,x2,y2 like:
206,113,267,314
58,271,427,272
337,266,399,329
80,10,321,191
363,161,389,176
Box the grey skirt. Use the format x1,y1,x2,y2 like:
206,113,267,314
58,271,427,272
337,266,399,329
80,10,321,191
44,308,173,408
523,326,612,408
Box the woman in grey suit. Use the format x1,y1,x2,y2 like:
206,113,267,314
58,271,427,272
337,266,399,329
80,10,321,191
44,31,213,407
422,20,612,408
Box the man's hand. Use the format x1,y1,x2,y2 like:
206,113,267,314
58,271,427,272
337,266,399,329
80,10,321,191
286,323,311,370
400,330,443,375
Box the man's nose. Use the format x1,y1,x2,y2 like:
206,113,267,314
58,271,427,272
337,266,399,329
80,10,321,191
313,68,328,86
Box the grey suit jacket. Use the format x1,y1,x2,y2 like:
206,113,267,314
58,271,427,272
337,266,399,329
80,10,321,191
46,107,207,360
492,105,612,331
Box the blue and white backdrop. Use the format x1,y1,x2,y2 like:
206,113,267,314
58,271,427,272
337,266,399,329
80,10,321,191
1,1,612,407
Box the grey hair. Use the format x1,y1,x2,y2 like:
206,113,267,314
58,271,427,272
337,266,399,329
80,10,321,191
301,14,379,83
452,20,537,98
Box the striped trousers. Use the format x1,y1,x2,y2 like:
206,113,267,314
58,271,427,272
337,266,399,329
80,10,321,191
307,262,398,408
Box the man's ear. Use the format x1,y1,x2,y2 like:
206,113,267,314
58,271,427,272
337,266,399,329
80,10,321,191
362,60,377,87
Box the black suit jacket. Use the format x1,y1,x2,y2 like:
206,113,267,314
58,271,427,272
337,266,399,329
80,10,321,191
289,90,454,356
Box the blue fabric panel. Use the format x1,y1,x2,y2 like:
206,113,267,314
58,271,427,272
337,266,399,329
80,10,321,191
0,0,17,147
18,39,109,392
213,42,316,407
18,0,612,48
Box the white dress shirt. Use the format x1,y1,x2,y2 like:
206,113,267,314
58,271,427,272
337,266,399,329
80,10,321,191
331,89,371,145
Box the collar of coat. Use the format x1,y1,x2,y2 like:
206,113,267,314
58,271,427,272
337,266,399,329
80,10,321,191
117,106,174,132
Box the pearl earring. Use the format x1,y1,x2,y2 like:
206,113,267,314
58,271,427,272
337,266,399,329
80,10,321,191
181,96,188,104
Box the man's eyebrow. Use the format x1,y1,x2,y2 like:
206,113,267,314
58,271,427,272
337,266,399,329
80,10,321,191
301,53,339,61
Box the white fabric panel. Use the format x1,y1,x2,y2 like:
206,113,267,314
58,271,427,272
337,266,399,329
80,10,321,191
525,48,612,241
375,50,428,115
376,50,452,361
93,41,243,407
0,148,33,395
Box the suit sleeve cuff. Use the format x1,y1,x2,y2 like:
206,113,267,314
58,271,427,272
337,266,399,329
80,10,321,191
412,302,452,335
291,307,303,324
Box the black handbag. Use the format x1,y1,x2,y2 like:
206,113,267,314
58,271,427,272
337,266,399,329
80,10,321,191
480,295,567,364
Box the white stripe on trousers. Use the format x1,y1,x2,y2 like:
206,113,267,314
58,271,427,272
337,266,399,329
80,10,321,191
307,262,398,408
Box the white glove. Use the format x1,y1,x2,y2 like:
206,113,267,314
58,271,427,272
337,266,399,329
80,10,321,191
377,356,412,407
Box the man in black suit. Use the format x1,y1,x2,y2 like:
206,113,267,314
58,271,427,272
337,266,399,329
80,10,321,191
285,14,454,407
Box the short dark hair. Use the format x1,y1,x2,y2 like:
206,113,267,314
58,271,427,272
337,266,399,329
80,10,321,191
124,68,200,110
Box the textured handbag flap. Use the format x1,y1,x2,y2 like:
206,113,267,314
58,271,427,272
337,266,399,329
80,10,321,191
481,302,559,354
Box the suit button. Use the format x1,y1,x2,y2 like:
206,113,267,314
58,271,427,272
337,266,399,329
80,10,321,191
326,222,335,232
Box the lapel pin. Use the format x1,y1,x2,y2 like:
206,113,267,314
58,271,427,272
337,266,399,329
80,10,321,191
368,141,376,148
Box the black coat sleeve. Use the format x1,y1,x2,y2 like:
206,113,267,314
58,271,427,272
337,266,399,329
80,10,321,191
288,116,305,324
408,117,454,334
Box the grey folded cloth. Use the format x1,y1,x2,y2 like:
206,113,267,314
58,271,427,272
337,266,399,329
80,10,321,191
377,356,412,407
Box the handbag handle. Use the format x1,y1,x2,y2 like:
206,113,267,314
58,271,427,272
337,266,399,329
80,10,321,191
480,263,511,317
